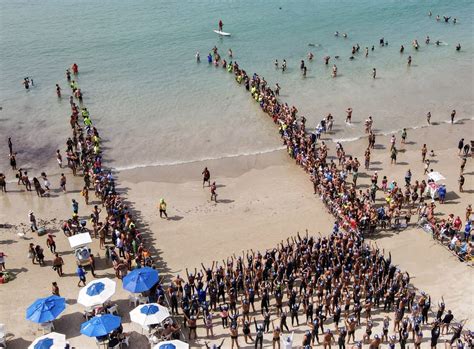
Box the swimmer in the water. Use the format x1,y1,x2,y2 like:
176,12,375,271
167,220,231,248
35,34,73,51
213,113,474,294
335,31,339,37
379,37,384,46
425,36,430,44
282,59,287,72
324,56,330,65
196,51,200,62
228,49,233,57
412,40,419,50
436,15,440,21
332,64,337,77
349,56,354,60
436,40,440,46
407,56,412,66
443,16,451,23
300,60,305,70
453,18,457,24
308,52,314,60
365,47,369,57
342,33,347,38
428,11,432,16
274,59,279,68
400,45,405,53
371,45,374,51
372,68,376,79
456,43,461,51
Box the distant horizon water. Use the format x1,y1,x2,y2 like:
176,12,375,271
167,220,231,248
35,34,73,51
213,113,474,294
1,0,473,173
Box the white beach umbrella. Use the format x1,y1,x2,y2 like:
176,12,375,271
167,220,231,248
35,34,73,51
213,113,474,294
28,332,66,349
153,340,189,349
427,171,446,182
130,303,170,326
78,278,116,307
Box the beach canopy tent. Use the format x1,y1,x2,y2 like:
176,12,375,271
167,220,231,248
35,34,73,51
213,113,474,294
80,314,121,337
428,171,446,182
153,340,189,349
68,233,92,249
77,278,116,307
26,295,66,323
123,267,159,293
130,303,170,326
28,332,67,349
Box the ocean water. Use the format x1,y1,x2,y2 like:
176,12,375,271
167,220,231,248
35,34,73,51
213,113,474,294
0,0,473,172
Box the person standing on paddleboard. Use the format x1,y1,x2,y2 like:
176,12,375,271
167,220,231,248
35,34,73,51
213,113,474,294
218,20,223,31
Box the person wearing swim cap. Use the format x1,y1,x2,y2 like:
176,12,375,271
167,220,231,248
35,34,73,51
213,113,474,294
158,198,168,219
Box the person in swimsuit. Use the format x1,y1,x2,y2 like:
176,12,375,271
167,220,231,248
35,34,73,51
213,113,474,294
271,321,282,349
229,323,239,348
202,167,211,187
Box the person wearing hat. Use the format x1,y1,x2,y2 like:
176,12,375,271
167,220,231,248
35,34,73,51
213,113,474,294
29,211,38,232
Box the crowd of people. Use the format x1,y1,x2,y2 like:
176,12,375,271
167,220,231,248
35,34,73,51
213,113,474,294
170,229,471,348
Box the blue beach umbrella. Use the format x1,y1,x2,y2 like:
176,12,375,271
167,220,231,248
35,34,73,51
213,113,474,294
26,295,66,323
123,267,158,293
153,340,189,349
80,314,121,337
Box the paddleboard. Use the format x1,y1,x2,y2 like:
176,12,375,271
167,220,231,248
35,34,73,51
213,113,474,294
214,30,231,36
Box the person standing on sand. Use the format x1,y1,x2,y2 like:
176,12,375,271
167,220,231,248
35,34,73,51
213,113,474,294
211,182,218,202
450,109,456,124
422,144,428,162
390,147,398,164
0,252,7,271
29,211,38,232
46,234,56,254
159,198,168,219
52,282,60,296
81,186,89,205
0,173,6,193
53,253,64,277
202,167,211,187
401,128,407,144
457,139,464,155
458,174,465,192
56,150,63,168
426,111,431,125
59,173,67,192
77,265,87,287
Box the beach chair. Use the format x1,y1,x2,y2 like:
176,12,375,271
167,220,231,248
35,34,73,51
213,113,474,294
120,336,130,347
128,295,139,308
39,322,54,334
106,304,119,315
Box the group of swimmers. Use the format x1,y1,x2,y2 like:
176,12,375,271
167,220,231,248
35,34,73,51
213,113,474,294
174,47,474,347
171,229,470,348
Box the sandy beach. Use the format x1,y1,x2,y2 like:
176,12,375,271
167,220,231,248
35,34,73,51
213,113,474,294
1,115,472,348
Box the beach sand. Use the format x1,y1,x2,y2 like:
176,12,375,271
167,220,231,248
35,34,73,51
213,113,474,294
0,120,472,348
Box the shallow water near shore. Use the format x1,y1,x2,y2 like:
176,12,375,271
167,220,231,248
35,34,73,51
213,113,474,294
0,0,473,172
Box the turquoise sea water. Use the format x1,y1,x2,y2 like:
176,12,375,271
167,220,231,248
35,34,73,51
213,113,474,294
0,0,473,171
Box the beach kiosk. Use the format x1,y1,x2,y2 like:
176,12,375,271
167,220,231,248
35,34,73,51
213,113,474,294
68,233,92,267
